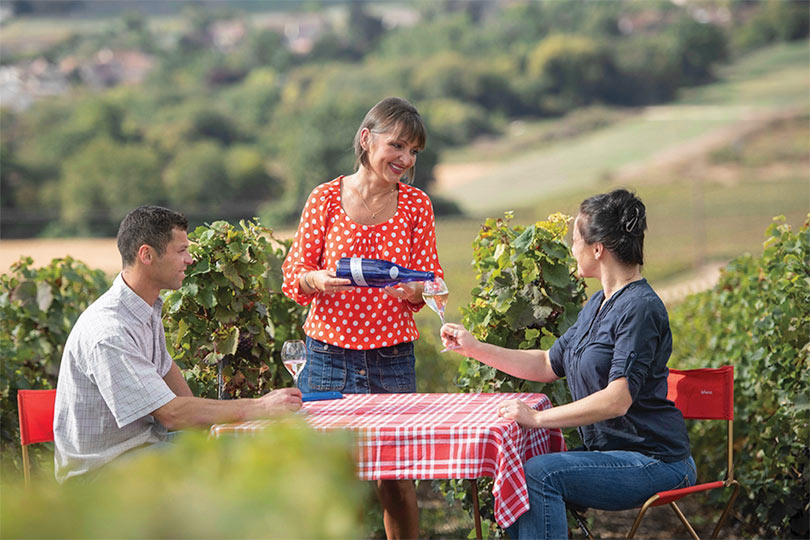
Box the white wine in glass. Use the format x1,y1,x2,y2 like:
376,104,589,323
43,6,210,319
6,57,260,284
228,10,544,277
281,340,307,387
423,277,456,352
422,277,449,325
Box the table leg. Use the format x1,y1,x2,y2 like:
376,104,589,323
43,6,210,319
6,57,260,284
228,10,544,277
471,479,483,540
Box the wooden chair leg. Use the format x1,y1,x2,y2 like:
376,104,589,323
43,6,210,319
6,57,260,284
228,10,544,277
22,444,30,487
710,481,741,539
670,501,700,540
471,479,483,540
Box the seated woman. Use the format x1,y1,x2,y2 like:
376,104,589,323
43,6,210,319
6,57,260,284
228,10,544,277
440,189,696,540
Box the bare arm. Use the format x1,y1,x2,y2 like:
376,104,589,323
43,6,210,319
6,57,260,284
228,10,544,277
151,388,302,431
163,362,194,397
440,323,559,383
499,378,633,429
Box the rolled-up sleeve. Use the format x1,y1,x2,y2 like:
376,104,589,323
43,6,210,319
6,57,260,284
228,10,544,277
609,301,661,400
549,318,577,378
282,186,329,306
404,194,443,313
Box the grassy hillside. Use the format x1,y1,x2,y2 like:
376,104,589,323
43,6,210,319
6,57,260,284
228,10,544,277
421,43,809,369
436,42,809,216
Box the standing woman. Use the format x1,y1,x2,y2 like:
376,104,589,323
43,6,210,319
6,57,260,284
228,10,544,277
282,97,442,539
440,189,695,540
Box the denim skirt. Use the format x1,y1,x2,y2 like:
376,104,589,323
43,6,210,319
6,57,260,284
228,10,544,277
298,336,416,394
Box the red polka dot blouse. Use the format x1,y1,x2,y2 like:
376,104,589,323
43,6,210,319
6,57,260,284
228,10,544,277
282,177,444,350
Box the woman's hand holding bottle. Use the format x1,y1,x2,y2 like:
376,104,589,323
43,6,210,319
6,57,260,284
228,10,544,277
303,270,353,295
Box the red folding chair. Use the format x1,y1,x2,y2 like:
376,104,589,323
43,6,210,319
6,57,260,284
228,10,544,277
570,366,741,539
17,389,57,486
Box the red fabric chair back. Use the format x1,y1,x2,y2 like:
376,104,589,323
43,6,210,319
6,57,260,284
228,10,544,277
17,389,57,446
667,366,734,421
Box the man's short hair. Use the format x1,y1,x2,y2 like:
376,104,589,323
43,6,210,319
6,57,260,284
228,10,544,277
117,206,189,267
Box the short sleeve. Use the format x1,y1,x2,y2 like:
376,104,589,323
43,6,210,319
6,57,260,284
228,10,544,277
88,337,176,429
282,184,332,306
608,301,664,400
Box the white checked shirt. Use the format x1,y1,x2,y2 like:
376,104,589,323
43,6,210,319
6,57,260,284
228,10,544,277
54,273,176,482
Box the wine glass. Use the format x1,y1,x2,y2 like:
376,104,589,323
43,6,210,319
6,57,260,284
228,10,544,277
422,277,456,351
422,277,449,325
281,340,307,387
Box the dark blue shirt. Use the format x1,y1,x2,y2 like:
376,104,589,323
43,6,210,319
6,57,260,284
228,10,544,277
549,279,691,462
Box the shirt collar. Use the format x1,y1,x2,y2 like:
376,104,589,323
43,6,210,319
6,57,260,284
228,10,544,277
112,273,163,323
608,277,647,305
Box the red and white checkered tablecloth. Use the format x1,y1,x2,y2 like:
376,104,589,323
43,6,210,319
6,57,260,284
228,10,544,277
210,392,565,528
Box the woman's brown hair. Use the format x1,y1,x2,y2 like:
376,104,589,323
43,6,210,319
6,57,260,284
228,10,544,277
353,97,427,182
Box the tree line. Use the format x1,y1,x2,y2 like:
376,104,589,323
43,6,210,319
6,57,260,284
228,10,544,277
1,0,807,238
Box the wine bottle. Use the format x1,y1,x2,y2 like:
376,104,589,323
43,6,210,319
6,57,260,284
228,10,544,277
336,257,435,288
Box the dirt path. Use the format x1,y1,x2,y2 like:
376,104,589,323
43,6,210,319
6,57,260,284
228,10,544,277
656,262,726,306
1,238,121,275
0,229,295,276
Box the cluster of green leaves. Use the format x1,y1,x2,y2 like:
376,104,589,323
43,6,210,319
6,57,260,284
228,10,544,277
1,422,367,539
669,215,810,538
162,219,307,399
440,212,587,537
457,212,586,396
0,256,109,470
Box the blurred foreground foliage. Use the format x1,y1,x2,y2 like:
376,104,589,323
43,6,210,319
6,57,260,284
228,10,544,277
162,219,307,399
0,256,109,471
669,216,810,538
0,422,367,539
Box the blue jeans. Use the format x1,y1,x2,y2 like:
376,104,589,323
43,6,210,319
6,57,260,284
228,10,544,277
507,450,697,540
299,336,416,394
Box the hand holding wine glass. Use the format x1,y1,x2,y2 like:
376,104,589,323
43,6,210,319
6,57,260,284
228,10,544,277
439,323,474,354
281,340,307,388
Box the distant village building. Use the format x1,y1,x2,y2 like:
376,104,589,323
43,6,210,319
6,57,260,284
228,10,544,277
210,19,247,52
78,49,155,89
253,12,327,56
0,49,155,110
0,59,69,111
0,4,420,111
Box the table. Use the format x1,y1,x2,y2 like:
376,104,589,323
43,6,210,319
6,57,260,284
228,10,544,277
211,392,565,531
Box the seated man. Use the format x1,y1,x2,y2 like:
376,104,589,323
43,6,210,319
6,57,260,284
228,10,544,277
54,205,302,483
